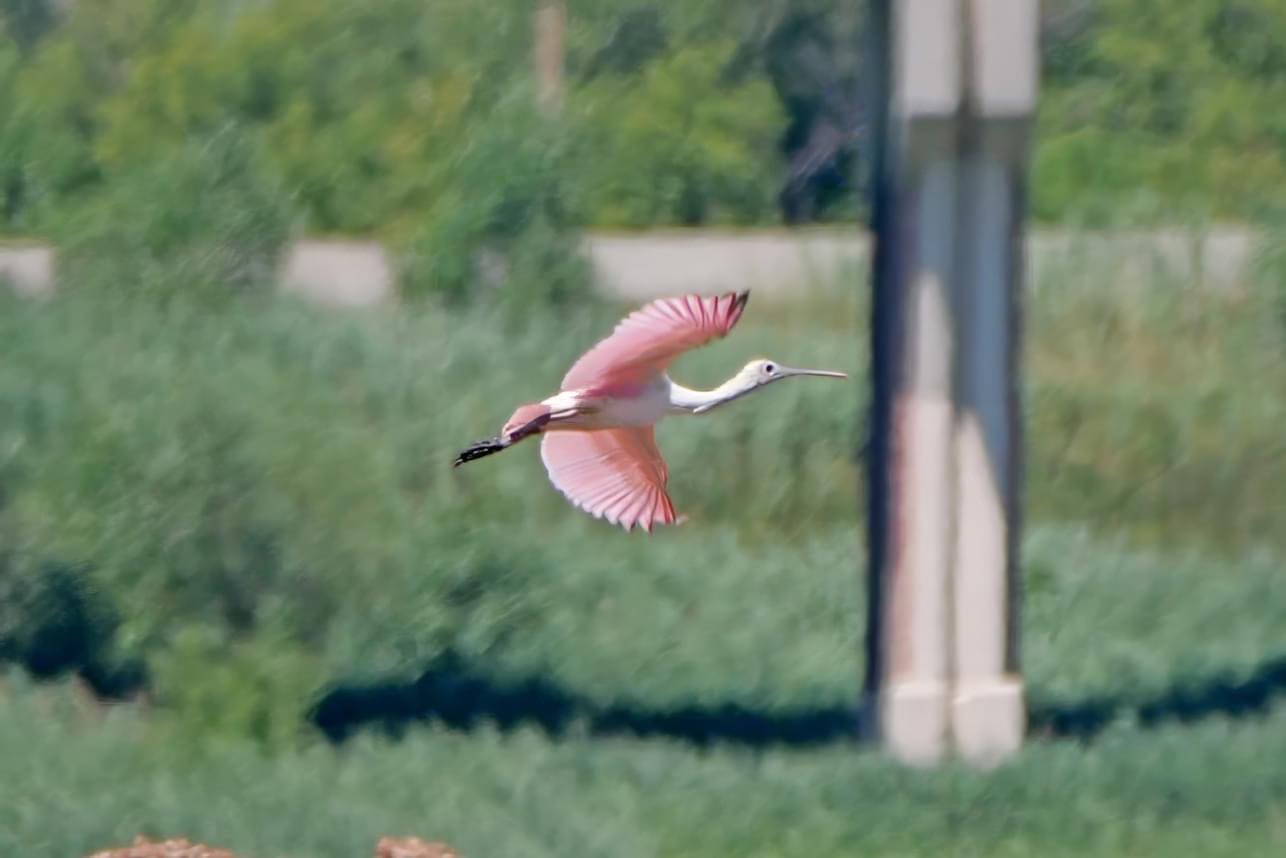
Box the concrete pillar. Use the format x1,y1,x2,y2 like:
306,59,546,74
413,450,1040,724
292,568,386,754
863,0,1037,768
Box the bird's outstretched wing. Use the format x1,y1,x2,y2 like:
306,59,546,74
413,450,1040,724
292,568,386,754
561,291,749,391
540,427,678,532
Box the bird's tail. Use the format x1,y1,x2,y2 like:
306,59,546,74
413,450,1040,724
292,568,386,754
501,403,553,440
453,403,552,468
453,437,508,467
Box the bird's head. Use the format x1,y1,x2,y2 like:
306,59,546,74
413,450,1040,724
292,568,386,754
693,358,847,413
739,357,848,388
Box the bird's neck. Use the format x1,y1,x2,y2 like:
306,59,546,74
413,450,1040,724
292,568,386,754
667,375,753,414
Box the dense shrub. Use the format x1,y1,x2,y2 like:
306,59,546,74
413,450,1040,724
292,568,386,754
148,625,325,751
396,88,593,310
51,126,297,299
1035,0,1286,222
0,35,26,232
7,2,1286,233
0,0,798,238
574,42,785,227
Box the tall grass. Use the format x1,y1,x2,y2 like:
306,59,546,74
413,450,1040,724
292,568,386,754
3,672,1284,858
1,272,1283,855
0,274,1282,743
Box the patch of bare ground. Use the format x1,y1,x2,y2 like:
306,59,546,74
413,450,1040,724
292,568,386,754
85,835,460,858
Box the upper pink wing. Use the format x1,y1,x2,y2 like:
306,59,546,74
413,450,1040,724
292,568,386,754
540,427,678,532
561,291,750,391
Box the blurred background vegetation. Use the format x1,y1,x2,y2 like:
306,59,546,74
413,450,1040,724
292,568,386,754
3,0,1286,240
1,2,1285,856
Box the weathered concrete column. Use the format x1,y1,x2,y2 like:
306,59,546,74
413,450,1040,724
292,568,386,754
863,0,1037,768
947,0,1037,768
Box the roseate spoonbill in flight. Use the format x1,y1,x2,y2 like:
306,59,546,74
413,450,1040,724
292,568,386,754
454,290,847,531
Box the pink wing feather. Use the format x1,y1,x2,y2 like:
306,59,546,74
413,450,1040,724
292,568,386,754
561,291,750,391
540,427,678,532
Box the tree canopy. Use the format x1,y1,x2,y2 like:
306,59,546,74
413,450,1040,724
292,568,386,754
2,0,1284,237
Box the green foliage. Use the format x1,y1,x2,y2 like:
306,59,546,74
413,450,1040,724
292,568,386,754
3,670,1286,858
0,273,1283,731
1,0,535,236
397,88,593,310
0,0,834,237
0,0,59,53
90,0,533,235
1036,0,1286,222
148,626,324,752
0,270,1283,858
11,1,1286,231
575,42,785,227
0,34,24,230
1024,282,1286,550
3,0,203,216
52,125,297,299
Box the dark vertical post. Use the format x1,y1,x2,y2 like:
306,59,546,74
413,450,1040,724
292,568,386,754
861,0,896,750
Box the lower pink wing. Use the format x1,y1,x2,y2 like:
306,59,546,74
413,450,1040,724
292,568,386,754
540,427,678,532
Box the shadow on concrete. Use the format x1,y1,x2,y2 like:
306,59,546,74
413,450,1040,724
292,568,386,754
310,649,1286,749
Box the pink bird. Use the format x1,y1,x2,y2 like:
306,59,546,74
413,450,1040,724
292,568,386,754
454,290,847,531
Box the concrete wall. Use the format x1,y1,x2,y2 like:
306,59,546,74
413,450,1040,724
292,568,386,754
279,239,398,308
0,243,57,300
2,226,1261,306
585,229,869,300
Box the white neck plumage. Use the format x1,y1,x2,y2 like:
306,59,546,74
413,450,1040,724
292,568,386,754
667,375,757,415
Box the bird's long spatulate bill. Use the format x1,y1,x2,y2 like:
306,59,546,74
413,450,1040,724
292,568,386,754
779,366,848,379
454,437,507,467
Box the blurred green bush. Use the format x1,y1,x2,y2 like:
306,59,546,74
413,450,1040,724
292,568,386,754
148,625,325,751
52,124,297,299
1034,0,1286,224
8,1,1286,240
396,87,593,311
574,41,784,227
0,0,800,245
